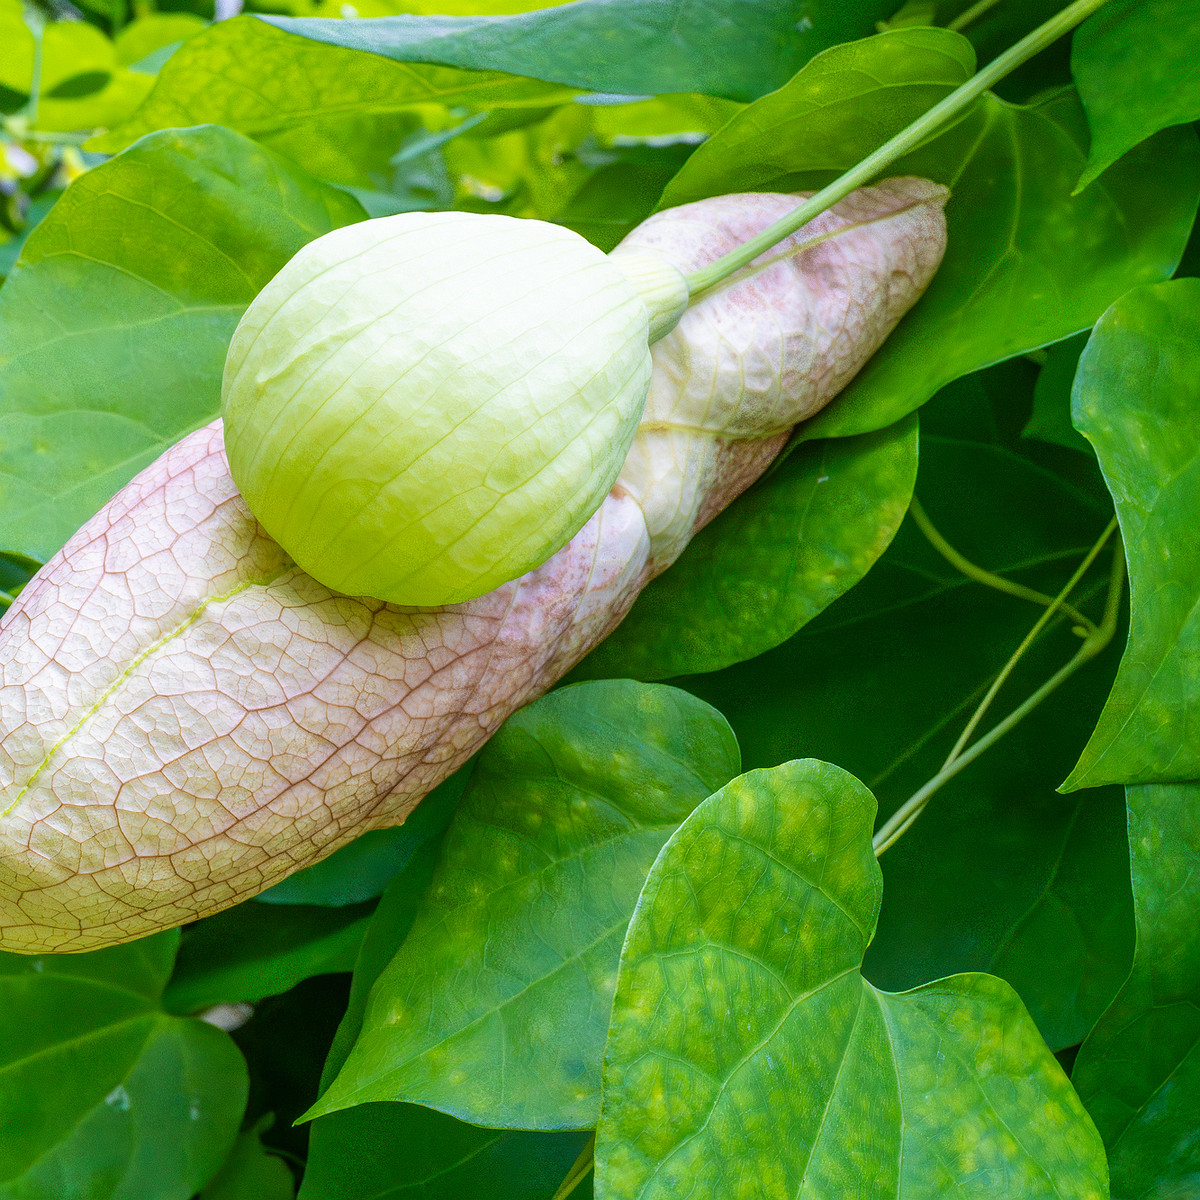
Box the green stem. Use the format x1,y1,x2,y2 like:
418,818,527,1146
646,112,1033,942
910,497,1096,635
873,525,1124,857
549,1136,595,1200
682,0,1110,296
948,0,1005,33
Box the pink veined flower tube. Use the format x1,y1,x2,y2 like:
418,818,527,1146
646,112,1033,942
0,179,947,952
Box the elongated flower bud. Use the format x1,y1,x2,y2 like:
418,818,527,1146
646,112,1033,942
0,181,947,951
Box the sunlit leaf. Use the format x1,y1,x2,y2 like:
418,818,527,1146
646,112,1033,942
0,124,363,563
311,680,740,1129
595,759,1108,1200
89,16,576,183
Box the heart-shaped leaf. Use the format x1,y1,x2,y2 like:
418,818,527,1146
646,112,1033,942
595,759,1108,1199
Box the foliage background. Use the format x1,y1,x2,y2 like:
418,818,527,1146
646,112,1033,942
1,0,1198,1196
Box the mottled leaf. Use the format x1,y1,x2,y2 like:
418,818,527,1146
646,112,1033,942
0,932,247,1199
0,124,363,563
1073,0,1200,190
595,760,1108,1200
1074,780,1200,1200
1064,279,1200,789
574,416,918,680
301,838,587,1200
311,679,740,1129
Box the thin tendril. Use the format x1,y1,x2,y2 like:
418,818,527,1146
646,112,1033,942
910,496,1096,636
873,521,1124,857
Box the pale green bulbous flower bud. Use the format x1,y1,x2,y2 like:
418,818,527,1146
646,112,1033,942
222,211,687,607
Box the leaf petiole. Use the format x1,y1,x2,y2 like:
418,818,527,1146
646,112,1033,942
683,0,1111,297
873,517,1123,856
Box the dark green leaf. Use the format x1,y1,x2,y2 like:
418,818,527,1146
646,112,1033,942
89,17,572,183
1073,780,1200,1200
0,124,364,563
574,416,918,681
1064,279,1200,789
595,760,1107,1199
1073,0,1200,190
311,679,740,1130
802,94,1200,441
267,0,896,104
661,29,1199,442
300,1103,586,1200
199,1115,294,1200
682,379,1134,1050
0,932,247,1199
164,902,375,1015
255,765,468,907
1023,334,1090,454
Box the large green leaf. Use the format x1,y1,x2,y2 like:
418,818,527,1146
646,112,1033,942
1064,279,1200,789
267,0,895,103
1073,781,1200,1200
90,17,568,185
682,371,1134,1050
594,759,1108,1199
0,123,364,563
0,932,247,1199
660,27,975,207
574,416,917,681
300,839,588,1200
661,29,1199,442
805,93,1199,441
164,901,376,1015
311,679,740,1130
1073,0,1200,190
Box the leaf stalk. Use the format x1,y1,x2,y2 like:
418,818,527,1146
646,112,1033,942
873,517,1123,856
683,0,1112,297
